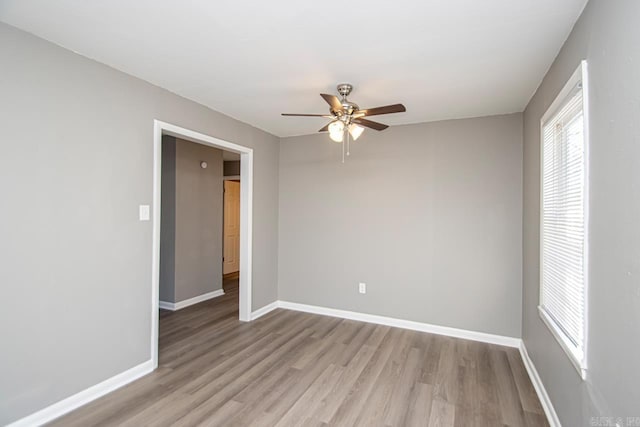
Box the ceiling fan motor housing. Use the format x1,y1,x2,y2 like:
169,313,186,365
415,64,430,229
337,101,359,117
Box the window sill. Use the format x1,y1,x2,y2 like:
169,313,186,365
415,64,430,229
538,306,587,380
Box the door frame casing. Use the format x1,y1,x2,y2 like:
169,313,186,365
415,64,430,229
152,120,254,368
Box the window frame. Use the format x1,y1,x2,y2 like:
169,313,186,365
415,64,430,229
538,60,589,380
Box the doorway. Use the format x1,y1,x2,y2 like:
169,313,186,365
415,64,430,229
151,120,254,369
223,179,241,276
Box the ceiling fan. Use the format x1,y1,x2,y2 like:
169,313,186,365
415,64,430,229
282,84,406,161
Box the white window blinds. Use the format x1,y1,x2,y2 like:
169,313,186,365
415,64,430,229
540,75,587,366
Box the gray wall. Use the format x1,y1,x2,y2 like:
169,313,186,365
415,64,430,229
0,22,279,425
160,136,177,302
224,160,240,176
160,136,224,303
522,0,640,424
174,138,223,301
279,114,523,337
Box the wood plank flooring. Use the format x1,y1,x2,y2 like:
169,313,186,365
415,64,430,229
51,279,548,426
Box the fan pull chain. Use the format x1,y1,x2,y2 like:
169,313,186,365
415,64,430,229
342,135,345,163
347,131,350,157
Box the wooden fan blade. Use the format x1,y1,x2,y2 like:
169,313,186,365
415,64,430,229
320,94,343,112
353,118,389,131
282,113,333,117
358,104,406,117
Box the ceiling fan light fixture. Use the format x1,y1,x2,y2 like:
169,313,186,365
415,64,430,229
329,130,344,143
328,120,345,142
348,123,364,141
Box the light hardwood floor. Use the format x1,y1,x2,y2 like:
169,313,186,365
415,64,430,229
51,279,548,426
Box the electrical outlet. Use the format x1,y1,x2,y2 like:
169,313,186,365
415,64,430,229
359,282,366,294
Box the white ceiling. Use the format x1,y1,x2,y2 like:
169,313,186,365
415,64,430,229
0,0,587,137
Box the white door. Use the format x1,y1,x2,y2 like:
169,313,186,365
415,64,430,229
223,180,240,274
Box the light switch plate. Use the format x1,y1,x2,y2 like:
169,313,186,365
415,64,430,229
359,282,366,294
139,205,150,221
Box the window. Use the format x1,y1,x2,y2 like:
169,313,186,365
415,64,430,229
539,61,589,379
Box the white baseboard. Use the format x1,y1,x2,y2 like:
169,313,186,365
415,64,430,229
277,301,521,348
159,289,225,311
8,360,154,427
158,300,173,310
519,342,561,427
250,301,279,320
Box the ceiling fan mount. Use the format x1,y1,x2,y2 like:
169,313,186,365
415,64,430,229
336,83,353,98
